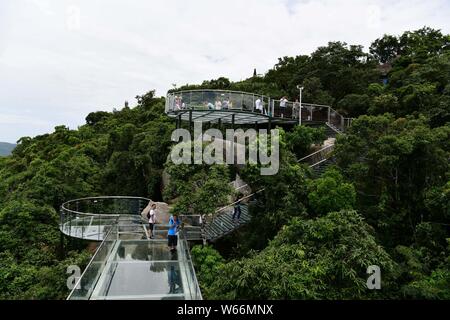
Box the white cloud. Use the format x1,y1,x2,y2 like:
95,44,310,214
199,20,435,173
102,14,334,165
0,0,449,143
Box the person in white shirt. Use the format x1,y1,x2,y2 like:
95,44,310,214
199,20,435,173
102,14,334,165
215,99,222,110
255,98,263,113
147,203,157,239
280,97,288,118
174,96,181,111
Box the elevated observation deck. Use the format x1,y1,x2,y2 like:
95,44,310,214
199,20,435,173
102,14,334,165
61,197,202,300
166,89,351,131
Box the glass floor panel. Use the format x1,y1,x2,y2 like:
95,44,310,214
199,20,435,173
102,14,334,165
68,235,202,300
113,240,179,261
100,261,185,299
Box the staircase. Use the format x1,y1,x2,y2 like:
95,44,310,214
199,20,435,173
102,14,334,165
203,205,251,242
201,142,338,242
198,118,348,243
310,156,336,176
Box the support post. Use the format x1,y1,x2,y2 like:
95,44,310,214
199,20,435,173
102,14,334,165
59,232,64,259
189,110,193,135
328,107,331,124
231,114,235,130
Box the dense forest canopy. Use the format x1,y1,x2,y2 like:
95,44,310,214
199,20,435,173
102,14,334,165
0,27,449,299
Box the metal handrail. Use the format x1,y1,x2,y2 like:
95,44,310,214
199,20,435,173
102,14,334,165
168,89,269,99
214,188,264,215
297,144,335,162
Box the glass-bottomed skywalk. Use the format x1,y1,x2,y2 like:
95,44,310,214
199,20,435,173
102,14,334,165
62,197,202,300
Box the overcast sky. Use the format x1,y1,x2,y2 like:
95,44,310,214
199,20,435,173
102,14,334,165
0,0,449,143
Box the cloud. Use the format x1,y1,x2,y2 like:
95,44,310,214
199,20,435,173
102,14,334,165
0,0,449,142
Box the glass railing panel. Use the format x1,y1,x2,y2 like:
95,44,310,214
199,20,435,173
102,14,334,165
89,238,201,300
242,93,255,112
178,233,202,300
229,92,243,110
301,105,312,122
311,106,329,122
329,109,343,131
68,226,118,300
189,91,204,110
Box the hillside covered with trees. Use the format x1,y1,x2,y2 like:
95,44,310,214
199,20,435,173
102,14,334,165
0,27,448,299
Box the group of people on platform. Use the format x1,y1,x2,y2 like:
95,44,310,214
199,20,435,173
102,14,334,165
206,98,233,110
145,203,181,252
144,200,244,251
173,94,305,119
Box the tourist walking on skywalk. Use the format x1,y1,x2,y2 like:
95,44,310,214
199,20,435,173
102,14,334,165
147,203,157,239
232,199,242,222
168,214,181,251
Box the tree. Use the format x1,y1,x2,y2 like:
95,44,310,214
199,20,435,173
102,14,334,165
334,114,450,246
204,210,397,299
370,34,400,63
285,125,326,160
307,168,356,215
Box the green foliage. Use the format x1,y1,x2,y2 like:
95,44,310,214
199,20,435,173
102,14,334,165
285,125,326,159
0,92,174,299
396,237,450,299
164,159,234,216
191,245,225,297
337,94,371,117
205,210,396,299
2,27,450,300
335,114,449,245
307,168,356,215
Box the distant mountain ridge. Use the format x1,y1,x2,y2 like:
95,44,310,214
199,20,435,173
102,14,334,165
0,142,16,156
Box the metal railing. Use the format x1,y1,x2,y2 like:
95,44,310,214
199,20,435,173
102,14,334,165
297,144,335,166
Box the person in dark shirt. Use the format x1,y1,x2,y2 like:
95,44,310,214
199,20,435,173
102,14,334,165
232,199,241,222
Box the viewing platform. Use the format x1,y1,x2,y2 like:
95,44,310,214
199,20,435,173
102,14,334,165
165,89,351,132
